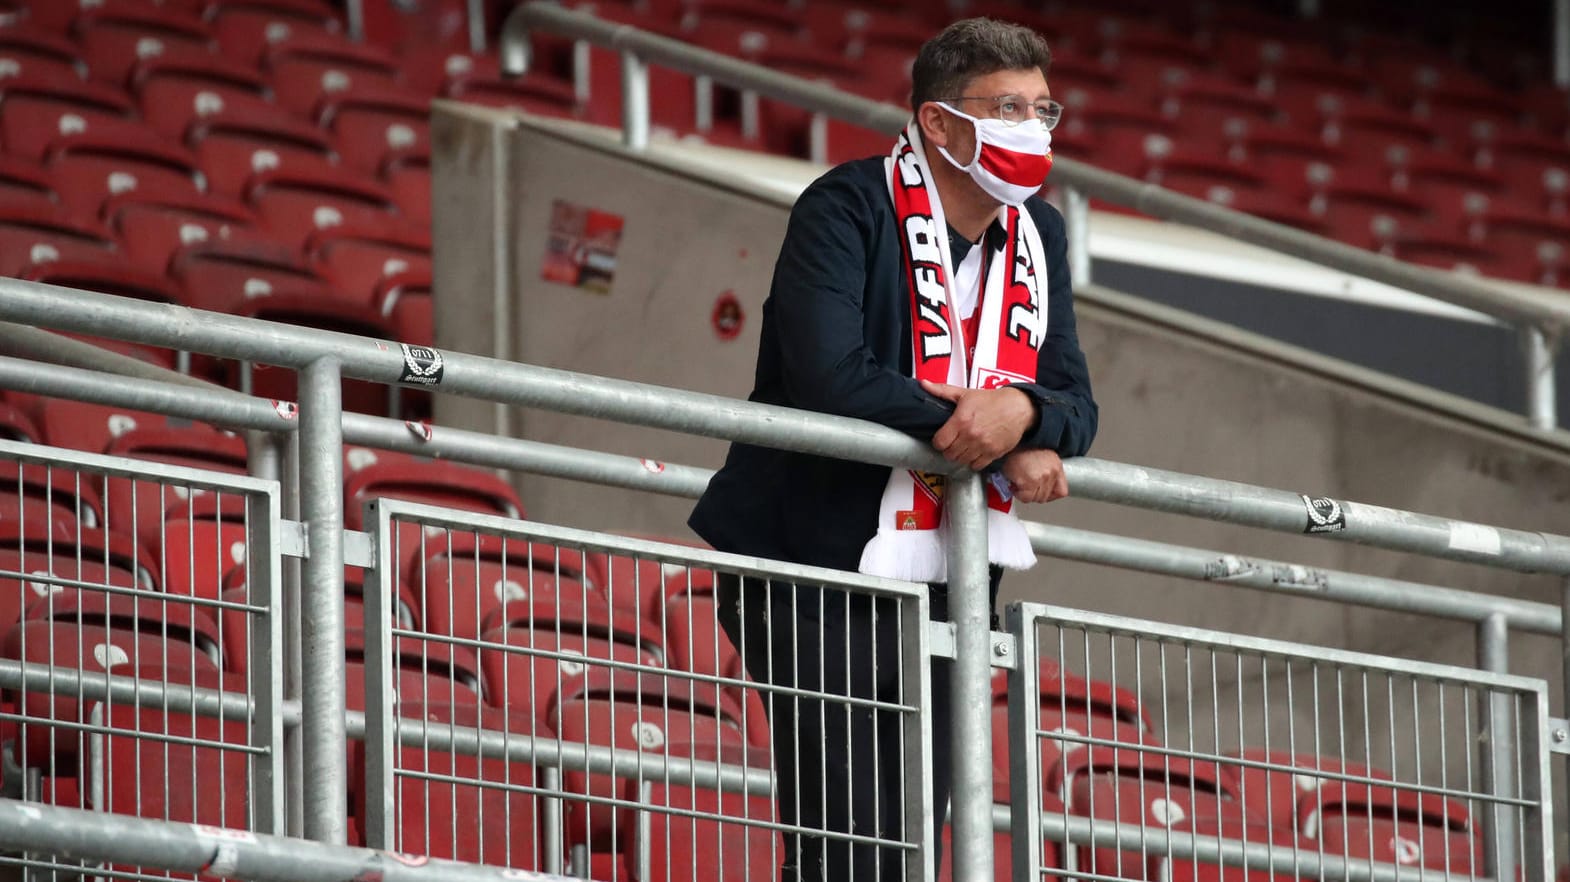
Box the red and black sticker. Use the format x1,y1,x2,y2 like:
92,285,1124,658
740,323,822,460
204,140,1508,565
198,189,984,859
712,292,745,341
1300,495,1346,533
399,343,444,386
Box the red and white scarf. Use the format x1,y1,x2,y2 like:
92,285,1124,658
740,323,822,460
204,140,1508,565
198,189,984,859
858,122,1047,583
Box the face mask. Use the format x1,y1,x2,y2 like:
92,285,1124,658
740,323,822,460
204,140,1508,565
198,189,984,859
935,103,1054,206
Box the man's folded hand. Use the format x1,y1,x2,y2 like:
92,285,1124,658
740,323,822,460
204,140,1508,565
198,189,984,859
921,380,1035,470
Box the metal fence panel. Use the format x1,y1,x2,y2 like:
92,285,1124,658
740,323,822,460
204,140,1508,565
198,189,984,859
0,438,286,880
1005,602,1554,882
361,499,935,882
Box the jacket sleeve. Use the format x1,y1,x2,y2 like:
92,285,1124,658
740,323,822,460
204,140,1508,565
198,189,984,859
1007,200,1099,457
771,171,955,440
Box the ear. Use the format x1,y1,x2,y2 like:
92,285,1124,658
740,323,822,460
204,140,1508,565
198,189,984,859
916,102,950,148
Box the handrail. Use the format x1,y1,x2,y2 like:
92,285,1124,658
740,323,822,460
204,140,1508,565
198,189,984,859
497,1,1568,430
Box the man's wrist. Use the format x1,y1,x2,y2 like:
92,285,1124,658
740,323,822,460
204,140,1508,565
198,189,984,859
1004,385,1041,437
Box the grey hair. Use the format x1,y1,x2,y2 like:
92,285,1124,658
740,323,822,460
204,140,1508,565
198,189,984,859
909,18,1053,113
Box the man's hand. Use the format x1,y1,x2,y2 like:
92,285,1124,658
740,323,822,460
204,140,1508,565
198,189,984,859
1001,448,1069,504
921,380,1036,471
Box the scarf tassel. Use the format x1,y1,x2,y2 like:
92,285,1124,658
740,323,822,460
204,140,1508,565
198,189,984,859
858,525,949,584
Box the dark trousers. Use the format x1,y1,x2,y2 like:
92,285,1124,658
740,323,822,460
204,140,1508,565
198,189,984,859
716,569,1001,882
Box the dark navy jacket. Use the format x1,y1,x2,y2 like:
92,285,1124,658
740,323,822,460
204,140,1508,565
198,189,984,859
688,156,1098,573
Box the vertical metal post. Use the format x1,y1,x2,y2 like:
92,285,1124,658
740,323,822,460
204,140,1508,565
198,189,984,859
1477,613,1519,882
1063,185,1092,287
1524,326,1558,431
1005,604,1043,882
1519,687,1555,882
946,472,993,882
1555,0,1570,87
246,431,287,836
279,433,304,838
468,0,488,54
620,51,650,151
298,358,347,846
344,0,364,42
901,567,937,882
362,500,397,850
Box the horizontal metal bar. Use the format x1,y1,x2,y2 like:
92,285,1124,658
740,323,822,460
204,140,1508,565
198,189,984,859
0,660,264,725
1026,522,1564,633
1061,457,1570,575
1019,601,1548,692
0,277,953,474
986,805,1500,882
0,798,581,882
498,1,1570,334
0,436,279,497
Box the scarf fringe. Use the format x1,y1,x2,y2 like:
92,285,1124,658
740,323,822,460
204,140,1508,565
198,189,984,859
987,507,1038,571
858,526,949,584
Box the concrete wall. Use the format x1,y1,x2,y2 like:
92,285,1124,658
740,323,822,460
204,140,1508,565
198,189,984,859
433,106,1570,816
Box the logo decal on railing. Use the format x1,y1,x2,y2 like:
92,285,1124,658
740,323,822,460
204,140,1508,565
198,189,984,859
1300,495,1346,534
398,344,444,386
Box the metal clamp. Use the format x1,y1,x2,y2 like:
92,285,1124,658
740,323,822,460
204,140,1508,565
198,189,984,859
1548,718,1570,755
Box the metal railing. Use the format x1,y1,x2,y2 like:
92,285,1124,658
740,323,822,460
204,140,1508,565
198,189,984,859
497,1,1570,432
0,279,1567,882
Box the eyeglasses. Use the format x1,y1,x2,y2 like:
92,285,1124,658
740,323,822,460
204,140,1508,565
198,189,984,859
936,94,1063,131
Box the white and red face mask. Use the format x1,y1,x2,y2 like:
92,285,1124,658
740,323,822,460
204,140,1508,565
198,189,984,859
936,103,1054,206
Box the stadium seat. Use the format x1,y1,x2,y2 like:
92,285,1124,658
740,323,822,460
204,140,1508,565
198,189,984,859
0,402,40,442
588,535,710,615
170,237,337,314
191,101,341,197
306,222,431,307
0,25,86,81
262,31,401,116
44,125,205,220
219,568,420,676
105,190,258,273
224,294,396,414
1301,781,1482,873
0,205,118,277
102,426,249,555
342,629,485,709
161,494,252,602
381,149,431,226
0,77,137,162
33,398,167,455
85,698,254,836
130,46,271,141
637,739,780,882
355,702,546,870
374,268,434,347
479,617,660,720
412,531,598,641
343,459,524,567
0,156,60,213
74,3,214,86
661,592,735,675
19,257,186,306
550,668,752,849
317,86,429,175
0,458,105,525
210,2,343,68
243,162,402,251
1227,749,1396,834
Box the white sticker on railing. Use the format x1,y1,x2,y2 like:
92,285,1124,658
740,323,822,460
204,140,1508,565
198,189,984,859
494,578,527,603
1448,522,1502,556
632,721,664,750
1391,836,1421,865
93,643,129,670
1149,798,1185,827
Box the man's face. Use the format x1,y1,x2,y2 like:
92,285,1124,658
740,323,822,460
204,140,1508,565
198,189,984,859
930,67,1052,163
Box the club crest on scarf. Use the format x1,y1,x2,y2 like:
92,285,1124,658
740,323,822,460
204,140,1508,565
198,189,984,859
859,122,1049,582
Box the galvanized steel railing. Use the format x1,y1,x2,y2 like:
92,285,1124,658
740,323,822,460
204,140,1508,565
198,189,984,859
497,1,1569,432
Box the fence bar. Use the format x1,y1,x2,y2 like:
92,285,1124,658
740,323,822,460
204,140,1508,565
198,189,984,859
1525,326,1559,431
280,431,306,838
247,464,288,836
1556,0,1570,87
299,357,348,845
946,471,994,882
498,2,1570,335
1025,522,1563,633
1005,605,1044,882
620,50,650,150
1478,614,1520,881
361,499,399,850
468,0,487,52
1061,457,1570,574
982,803,1503,882
0,799,579,882
1063,184,1091,286
344,0,363,41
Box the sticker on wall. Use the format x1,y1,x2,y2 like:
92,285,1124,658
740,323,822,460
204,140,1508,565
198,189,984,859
1300,494,1347,534
540,199,625,294
712,291,745,341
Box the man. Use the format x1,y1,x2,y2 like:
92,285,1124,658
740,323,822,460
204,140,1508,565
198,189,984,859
688,17,1097,881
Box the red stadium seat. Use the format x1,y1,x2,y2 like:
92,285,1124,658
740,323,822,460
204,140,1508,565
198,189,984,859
86,699,253,835
0,458,105,526
211,3,342,67
551,668,752,849
1324,107,1438,156
20,257,185,305
192,102,340,197
343,629,485,710
102,427,249,553
444,68,580,120
161,494,252,601
306,222,431,307
0,74,134,160
0,402,41,442
224,294,396,414
105,190,258,273
130,47,272,141
244,162,401,251
356,702,546,870
74,3,214,86
318,86,429,174
412,531,597,640
661,592,735,673
344,459,523,536
638,740,780,882
0,156,59,213
587,534,710,615
479,620,660,719
33,398,167,455
263,31,400,116
170,237,337,313
0,26,87,81
219,567,419,675
44,125,204,219
1301,781,1482,874
374,268,434,347
1227,750,1396,833
566,1,697,131
381,149,431,226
